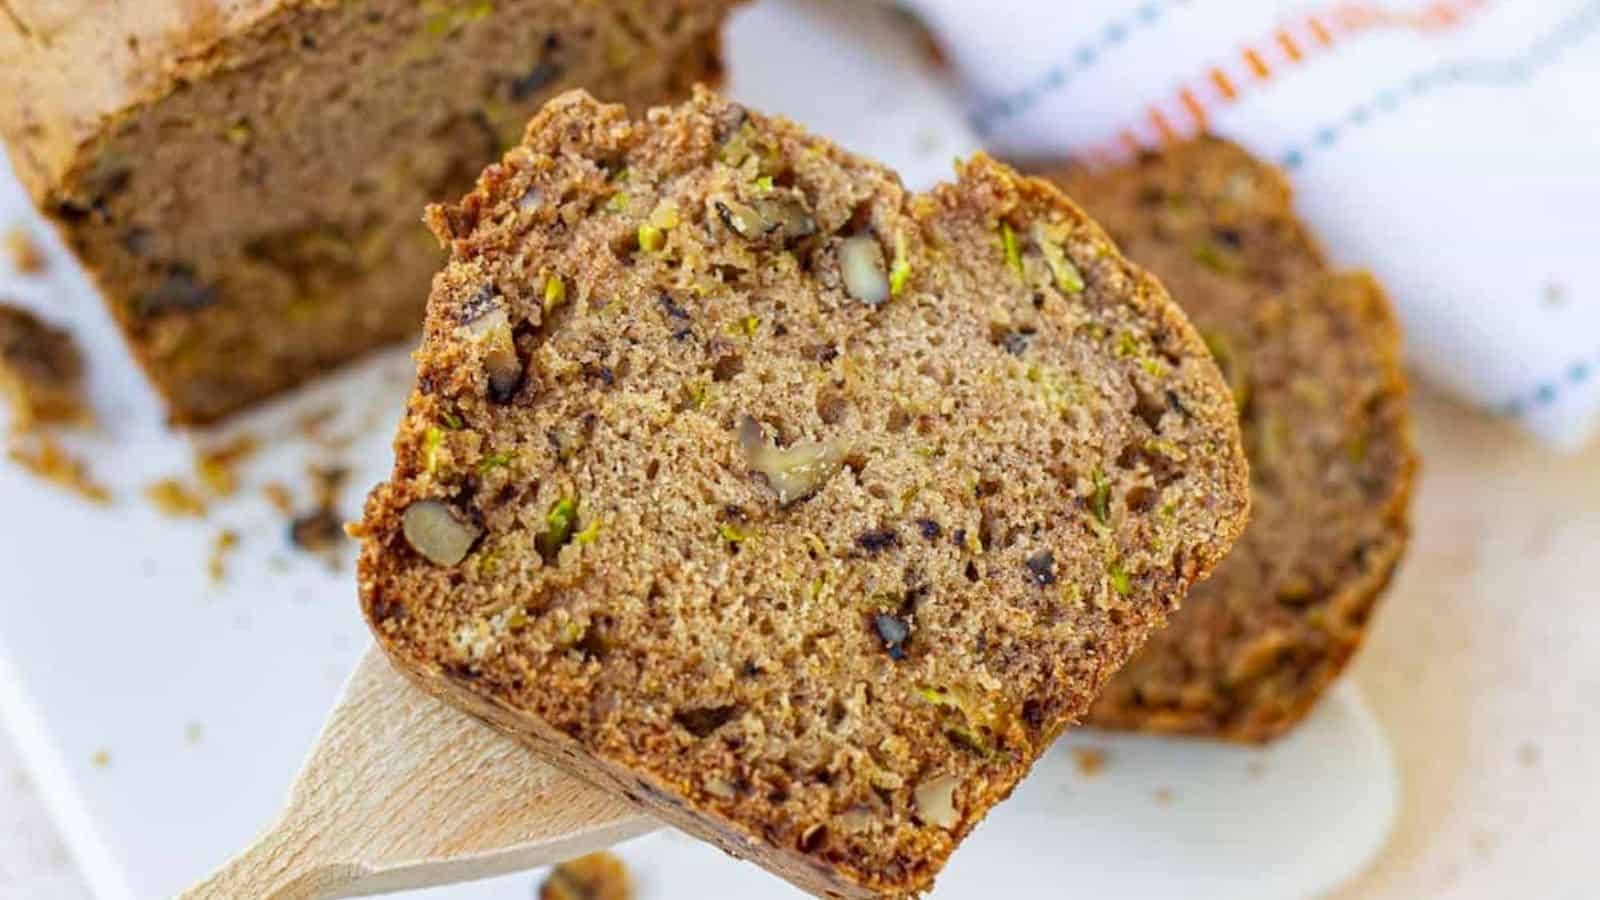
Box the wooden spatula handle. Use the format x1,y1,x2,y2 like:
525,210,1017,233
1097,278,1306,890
183,648,652,900
180,815,351,900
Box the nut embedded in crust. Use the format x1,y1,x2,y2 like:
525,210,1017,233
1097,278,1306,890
913,774,961,830
401,499,483,567
737,415,844,506
713,195,817,245
460,298,524,404
838,234,890,306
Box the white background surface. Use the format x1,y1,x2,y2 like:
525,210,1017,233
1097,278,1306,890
5,2,1593,899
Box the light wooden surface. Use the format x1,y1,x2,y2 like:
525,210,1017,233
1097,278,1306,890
179,649,651,900
4,385,1597,899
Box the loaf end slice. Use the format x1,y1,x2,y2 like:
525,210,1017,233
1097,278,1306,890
356,90,1250,897
1,0,739,422
1044,138,1417,743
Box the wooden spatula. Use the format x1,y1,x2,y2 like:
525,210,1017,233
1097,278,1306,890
182,646,654,900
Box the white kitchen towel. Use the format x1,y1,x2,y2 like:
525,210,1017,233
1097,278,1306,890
907,0,1600,449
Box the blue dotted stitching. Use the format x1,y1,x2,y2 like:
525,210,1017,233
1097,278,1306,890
1266,0,1600,420
970,0,1178,137
1279,0,1600,172
1504,351,1598,417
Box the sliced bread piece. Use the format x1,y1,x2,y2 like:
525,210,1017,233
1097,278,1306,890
1044,138,1417,743
355,90,1250,897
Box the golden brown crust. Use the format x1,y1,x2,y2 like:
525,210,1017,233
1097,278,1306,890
358,90,1250,896
1042,138,1418,743
2,0,739,422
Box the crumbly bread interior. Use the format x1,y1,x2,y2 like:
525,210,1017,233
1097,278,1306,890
358,91,1249,897
38,0,732,421
1048,139,1416,742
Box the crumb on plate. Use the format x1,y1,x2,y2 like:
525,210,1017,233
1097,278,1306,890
208,528,240,583
0,304,86,431
1071,746,1109,778
145,478,207,517
539,852,633,900
263,481,294,513
4,226,45,274
8,433,111,503
194,434,259,496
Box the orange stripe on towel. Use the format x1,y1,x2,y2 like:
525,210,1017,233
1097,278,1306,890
1179,89,1208,130
1243,47,1272,79
1086,0,1489,167
1210,67,1239,101
1308,16,1335,46
1276,30,1305,62
1149,107,1179,144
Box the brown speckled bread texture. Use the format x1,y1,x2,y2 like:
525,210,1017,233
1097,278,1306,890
0,0,739,422
1042,137,1417,743
355,90,1250,897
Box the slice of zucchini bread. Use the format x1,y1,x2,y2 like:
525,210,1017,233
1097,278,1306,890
355,90,1250,898
1044,137,1417,743
0,0,740,422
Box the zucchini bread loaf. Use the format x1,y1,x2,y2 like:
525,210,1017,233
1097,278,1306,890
0,0,740,422
1045,138,1417,743
356,89,1250,897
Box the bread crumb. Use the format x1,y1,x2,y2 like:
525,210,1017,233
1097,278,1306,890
90,749,111,769
0,308,106,501
287,463,351,565
539,852,633,900
208,528,239,583
262,481,294,513
1071,746,1109,778
145,478,207,517
1153,787,1174,806
0,304,87,431
307,462,350,510
8,434,111,503
4,227,44,274
194,434,258,496
290,508,346,562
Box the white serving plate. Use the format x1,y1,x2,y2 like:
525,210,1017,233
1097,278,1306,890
0,3,1396,897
